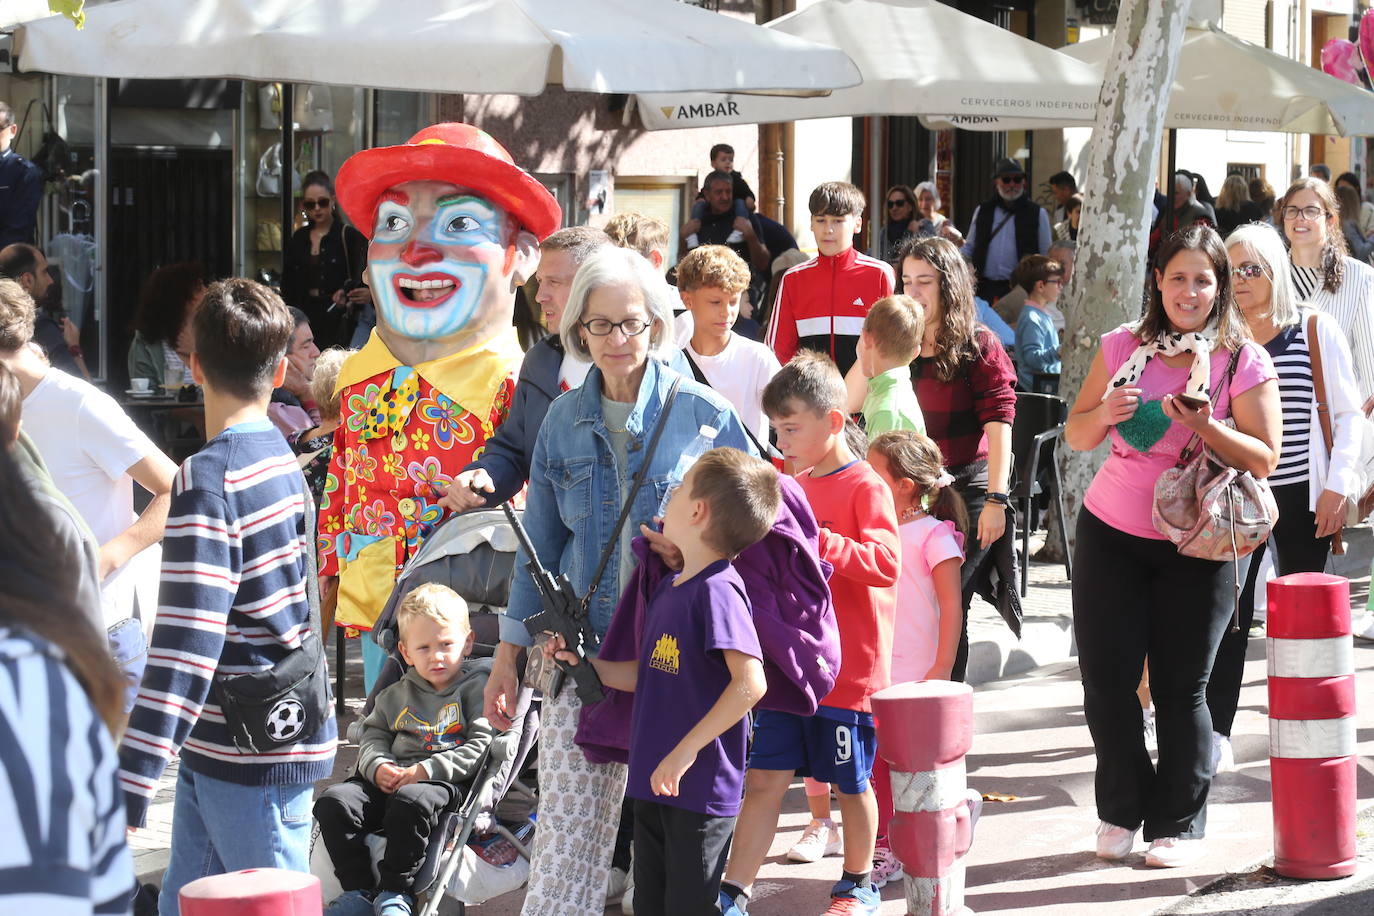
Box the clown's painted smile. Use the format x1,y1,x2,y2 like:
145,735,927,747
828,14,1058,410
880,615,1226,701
394,272,462,308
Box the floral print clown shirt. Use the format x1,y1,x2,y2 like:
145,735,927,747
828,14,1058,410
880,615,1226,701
319,330,521,631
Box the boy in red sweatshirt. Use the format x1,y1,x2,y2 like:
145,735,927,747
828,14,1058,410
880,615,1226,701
719,352,900,916
764,181,895,375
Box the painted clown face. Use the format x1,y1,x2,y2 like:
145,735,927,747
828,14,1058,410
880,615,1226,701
367,180,515,348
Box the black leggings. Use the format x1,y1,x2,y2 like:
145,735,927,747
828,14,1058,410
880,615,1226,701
314,776,457,893
952,463,990,683
1072,509,1234,840
1206,482,1332,737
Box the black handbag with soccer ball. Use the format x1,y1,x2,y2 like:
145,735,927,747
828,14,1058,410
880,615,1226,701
213,483,332,754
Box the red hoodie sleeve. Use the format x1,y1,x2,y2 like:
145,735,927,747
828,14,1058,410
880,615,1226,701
817,476,900,588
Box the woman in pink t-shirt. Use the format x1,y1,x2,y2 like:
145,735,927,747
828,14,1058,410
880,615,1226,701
1064,225,1280,870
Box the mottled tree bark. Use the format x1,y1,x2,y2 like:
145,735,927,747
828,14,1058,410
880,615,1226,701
1041,0,1191,561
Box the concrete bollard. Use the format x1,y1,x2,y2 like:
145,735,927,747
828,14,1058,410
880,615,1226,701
872,679,976,916
179,867,321,915
1266,572,1357,880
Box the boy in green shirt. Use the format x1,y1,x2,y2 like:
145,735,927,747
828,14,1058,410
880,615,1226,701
857,294,925,436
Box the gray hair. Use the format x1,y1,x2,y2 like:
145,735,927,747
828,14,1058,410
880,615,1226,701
703,170,733,192
1048,239,1077,258
1174,173,1194,193
559,247,679,363
540,225,611,267
913,180,941,211
1225,222,1298,328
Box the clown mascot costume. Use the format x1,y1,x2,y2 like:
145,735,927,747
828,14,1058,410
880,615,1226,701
321,124,560,688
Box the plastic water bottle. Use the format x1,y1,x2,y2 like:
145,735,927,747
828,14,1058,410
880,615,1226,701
657,424,718,518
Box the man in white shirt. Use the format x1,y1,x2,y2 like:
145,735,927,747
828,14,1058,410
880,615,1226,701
0,279,177,635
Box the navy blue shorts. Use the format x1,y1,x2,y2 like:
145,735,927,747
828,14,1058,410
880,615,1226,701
748,707,877,795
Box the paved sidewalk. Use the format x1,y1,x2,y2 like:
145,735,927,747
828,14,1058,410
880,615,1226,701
133,537,1374,915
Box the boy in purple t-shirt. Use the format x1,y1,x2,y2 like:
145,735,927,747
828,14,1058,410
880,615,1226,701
555,447,780,913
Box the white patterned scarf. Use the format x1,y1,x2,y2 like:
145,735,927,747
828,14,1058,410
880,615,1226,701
1104,322,1217,402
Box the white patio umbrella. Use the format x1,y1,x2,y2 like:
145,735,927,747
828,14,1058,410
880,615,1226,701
924,22,1374,136
634,0,1102,130
13,0,861,96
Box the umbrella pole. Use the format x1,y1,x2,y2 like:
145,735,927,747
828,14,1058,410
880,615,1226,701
869,116,884,259
1165,127,1177,239
280,83,295,278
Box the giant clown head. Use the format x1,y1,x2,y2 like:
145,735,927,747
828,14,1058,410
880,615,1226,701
336,123,560,363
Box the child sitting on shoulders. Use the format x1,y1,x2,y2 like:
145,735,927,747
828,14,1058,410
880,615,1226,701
856,294,925,437
864,430,971,887
557,447,779,916
315,584,495,916
678,245,782,451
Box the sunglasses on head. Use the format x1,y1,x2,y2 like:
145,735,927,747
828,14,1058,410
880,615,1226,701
302,198,332,210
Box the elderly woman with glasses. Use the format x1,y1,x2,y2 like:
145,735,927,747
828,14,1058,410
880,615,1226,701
483,246,755,915
281,169,370,348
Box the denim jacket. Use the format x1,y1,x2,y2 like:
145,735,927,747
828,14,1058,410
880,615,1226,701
500,358,755,646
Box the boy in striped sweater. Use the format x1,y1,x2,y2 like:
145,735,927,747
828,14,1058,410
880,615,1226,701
118,279,336,914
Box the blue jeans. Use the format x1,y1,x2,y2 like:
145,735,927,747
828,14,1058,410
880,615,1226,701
158,767,314,916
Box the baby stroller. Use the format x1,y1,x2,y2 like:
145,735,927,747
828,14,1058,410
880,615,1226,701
314,509,540,916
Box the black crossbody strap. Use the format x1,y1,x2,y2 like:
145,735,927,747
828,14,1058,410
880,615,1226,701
680,348,774,459
582,377,683,609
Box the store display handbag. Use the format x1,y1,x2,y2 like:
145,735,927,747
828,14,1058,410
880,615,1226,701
1307,312,1374,553
213,484,331,753
1152,348,1277,563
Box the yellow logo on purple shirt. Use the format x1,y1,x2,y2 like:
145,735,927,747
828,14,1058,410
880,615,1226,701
649,634,680,675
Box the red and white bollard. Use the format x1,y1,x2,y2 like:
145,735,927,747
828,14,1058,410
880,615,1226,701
872,680,976,916
1266,572,1357,879
179,868,321,916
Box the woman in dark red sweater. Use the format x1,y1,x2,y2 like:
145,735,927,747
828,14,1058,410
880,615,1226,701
897,236,1017,681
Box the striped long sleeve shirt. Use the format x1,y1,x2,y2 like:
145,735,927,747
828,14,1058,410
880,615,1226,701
116,420,335,828
0,627,133,914
1293,258,1374,402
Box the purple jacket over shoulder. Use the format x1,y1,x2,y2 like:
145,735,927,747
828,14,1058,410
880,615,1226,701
575,472,838,764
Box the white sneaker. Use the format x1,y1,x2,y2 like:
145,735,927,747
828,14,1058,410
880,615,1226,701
1352,611,1374,642
725,229,745,244
1095,821,1137,860
620,872,635,915
685,233,700,249
871,845,905,889
1211,732,1235,775
605,867,630,905
1142,708,1157,751
1145,836,1204,868
786,817,841,862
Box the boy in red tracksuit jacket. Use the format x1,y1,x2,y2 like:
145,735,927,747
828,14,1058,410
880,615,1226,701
718,352,900,916
765,181,895,376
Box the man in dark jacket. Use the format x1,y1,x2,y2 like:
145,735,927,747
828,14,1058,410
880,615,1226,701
0,102,42,248
441,226,613,511
960,158,1051,303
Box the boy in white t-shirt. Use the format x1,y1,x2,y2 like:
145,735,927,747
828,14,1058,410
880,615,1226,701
678,245,781,450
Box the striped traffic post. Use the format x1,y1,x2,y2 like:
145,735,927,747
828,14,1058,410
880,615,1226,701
872,680,976,916
180,868,322,915
1266,572,1357,879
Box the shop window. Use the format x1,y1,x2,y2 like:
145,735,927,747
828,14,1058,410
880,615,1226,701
615,178,695,265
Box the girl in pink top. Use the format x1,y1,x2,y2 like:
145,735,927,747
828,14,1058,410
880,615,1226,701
1064,225,1280,870
864,429,970,889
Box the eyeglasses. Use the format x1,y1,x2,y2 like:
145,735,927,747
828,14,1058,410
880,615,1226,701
580,317,650,337
1232,264,1266,279
1282,205,1326,221
1045,277,1065,286
302,198,332,210
998,175,1026,185
886,198,911,209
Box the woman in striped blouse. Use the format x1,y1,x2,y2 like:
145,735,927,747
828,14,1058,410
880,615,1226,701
1207,223,1364,773
1280,178,1374,643
0,437,133,914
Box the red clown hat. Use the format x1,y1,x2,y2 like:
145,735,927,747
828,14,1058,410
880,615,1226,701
336,123,561,241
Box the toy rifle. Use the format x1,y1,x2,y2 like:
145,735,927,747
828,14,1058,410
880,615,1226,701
500,501,604,704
